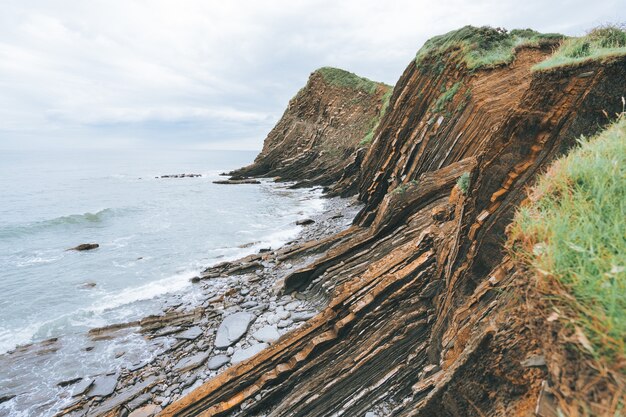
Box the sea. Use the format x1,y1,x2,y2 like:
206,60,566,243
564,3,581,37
0,149,325,416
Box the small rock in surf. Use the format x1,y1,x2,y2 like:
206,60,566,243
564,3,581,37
67,243,99,251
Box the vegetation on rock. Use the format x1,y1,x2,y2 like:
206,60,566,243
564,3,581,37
510,114,626,363
359,88,392,146
534,24,626,71
415,25,563,70
315,67,389,95
456,172,470,194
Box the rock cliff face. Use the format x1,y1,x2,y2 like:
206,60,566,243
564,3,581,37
228,67,391,190
165,28,626,417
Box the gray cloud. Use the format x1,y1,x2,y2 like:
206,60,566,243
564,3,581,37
0,0,623,150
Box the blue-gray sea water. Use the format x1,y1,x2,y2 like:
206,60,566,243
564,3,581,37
0,149,324,416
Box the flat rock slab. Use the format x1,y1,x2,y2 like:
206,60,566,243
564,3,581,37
175,326,203,340
87,374,118,397
72,378,93,396
252,325,280,344
291,311,316,322
207,355,231,370
129,404,161,417
231,343,269,364
174,352,211,372
214,312,255,348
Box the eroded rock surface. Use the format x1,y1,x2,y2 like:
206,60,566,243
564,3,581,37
228,67,391,190
163,32,626,417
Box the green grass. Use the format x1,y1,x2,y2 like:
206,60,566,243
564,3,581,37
433,81,463,113
457,172,471,194
316,67,389,95
415,26,563,70
359,88,392,146
391,180,418,195
534,25,626,71
509,116,626,362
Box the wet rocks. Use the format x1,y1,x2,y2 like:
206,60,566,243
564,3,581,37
212,179,261,185
67,243,99,251
158,174,201,179
214,312,256,348
72,378,94,396
0,394,16,404
87,374,118,397
44,196,356,417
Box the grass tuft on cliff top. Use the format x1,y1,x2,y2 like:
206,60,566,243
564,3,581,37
509,114,626,363
533,24,626,71
315,67,389,95
415,26,563,70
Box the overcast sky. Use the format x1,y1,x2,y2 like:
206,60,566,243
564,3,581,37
0,0,623,150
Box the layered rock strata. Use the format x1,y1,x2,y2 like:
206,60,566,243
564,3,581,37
164,30,626,417
228,67,391,191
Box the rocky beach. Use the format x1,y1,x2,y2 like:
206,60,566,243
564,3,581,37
0,190,361,417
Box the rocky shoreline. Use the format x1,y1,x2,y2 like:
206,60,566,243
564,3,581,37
0,192,361,417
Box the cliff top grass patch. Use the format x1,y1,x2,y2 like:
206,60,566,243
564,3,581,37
509,115,626,364
315,67,390,95
415,26,563,70
533,24,626,71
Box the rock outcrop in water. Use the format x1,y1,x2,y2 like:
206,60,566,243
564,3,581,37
164,26,626,417
228,67,391,191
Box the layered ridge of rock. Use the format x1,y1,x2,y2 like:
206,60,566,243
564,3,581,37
228,67,391,191
164,29,626,417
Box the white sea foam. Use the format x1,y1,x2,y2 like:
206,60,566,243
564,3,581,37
83,269,197,315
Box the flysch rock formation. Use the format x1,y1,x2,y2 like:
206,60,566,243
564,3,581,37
227,67,392,193
163,27,626,417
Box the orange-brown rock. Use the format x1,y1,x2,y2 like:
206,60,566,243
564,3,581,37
228,67,391,190
164,29,626,417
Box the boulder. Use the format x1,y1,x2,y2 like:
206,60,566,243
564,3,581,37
87,374,118,397
214,312,255,348
252,325,280,344
67,243,99,251
231,343,269,364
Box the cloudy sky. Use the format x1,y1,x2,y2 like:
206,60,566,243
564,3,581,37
0,0,623,150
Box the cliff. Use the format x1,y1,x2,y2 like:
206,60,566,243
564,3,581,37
228,67,391,191
164,27,626,417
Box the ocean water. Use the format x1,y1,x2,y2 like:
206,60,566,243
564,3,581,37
0,149,325,415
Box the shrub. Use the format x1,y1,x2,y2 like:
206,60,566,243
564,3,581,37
457,172,470,194
433,82,463,113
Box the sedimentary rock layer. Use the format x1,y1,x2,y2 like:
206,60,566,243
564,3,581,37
165,33,626,417
229,67,391,190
